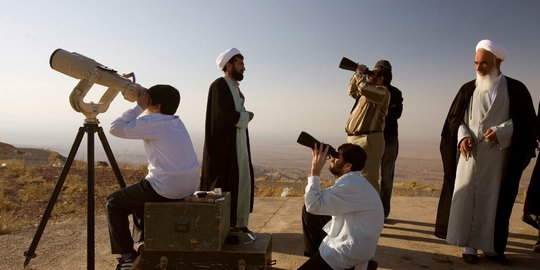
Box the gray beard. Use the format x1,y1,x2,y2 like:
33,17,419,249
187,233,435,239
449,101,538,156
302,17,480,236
475,69,499,92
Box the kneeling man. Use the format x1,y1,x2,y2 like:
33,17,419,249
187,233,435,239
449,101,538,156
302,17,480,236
299,143,384,270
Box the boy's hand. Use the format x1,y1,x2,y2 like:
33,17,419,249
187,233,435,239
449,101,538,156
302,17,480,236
137,91,150,109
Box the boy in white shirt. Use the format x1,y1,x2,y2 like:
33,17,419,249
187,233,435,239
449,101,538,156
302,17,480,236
106,84,199,269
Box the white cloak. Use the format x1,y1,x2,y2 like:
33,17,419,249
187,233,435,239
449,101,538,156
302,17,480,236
446,76,513,253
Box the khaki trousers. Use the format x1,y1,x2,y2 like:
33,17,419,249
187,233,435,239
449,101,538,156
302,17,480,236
347,132,385,192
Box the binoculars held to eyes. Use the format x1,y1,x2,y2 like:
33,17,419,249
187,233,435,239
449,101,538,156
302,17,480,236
297,131,339,159
339,57,375,76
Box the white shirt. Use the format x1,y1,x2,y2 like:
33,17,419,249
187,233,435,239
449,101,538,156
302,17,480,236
110,105,200,199
305,171,384,270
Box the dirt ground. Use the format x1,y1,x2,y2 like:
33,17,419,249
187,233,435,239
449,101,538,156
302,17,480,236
2,196,538,270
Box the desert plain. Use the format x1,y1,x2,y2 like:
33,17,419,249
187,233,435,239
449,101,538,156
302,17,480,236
1,140,538,269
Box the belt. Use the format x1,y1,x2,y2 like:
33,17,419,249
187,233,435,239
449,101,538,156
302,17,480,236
346,130,382,136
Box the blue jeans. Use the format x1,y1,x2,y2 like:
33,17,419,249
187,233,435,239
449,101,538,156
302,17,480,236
380,136,399,217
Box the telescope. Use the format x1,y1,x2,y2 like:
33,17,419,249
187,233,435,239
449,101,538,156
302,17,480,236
50,49,147,122
339,57,374,76
25,49,136,269
296,131,339,159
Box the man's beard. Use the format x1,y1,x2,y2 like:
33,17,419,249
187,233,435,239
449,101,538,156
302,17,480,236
230,68,244,81
329,161,345,177
475,68,498,93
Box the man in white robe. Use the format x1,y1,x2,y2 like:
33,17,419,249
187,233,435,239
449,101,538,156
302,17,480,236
436,39,536,265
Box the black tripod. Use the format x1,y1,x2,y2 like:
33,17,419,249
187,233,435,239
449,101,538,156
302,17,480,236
23,121,127,269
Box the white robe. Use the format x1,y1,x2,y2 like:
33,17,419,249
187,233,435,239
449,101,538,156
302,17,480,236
224,77,252,227
446,76,513,253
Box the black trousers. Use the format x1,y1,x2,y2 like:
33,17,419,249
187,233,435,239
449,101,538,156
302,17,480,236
302,205,331,257
106,179,179,254
298,251,357,270
298,251,333,270
524,156,540,216
301,205,375,270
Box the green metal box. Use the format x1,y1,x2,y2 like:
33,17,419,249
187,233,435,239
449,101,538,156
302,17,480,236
140,232,274,270
144,192,231,251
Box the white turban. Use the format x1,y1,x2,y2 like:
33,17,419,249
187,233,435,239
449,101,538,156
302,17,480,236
216,48,241,70
476,39,507,61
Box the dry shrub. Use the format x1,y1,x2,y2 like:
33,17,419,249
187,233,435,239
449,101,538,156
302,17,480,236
254,178,337,197
393,181,440,197
16,176,54,203
0,159,26,178
0,211,18,235
257,188,277,197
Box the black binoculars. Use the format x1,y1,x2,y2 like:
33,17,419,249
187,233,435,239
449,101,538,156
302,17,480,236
339,57,375,76
296,131,339,159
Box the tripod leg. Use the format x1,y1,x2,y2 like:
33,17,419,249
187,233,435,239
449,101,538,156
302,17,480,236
97,126,126,188
23,127,85,267
86,123,96,270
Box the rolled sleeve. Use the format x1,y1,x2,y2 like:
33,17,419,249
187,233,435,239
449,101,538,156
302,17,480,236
235,111,251,129
457,124,471,146
491,119,513,149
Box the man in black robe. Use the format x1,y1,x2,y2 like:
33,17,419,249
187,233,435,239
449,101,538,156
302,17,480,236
435,40,536,264
522,101,540,252
201,48,255,233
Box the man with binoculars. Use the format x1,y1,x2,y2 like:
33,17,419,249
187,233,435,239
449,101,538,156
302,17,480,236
345,62,391,191
299,143,383,270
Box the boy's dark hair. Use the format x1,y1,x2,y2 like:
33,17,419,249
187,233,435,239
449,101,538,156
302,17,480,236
338,143,367,171
147,84,180,115
222,54,244,72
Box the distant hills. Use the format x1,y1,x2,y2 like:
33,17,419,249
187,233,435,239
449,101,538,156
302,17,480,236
0,142,66,166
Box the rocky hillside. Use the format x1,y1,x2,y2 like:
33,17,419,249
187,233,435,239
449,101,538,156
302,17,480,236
0,142,66,166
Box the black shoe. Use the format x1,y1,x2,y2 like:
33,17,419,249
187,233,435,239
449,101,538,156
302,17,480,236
116,253,138,270
231,226,252,233
522,214,540,229
231,226,256,240
486,254,512,265
367,259,378,270
462,253,479,264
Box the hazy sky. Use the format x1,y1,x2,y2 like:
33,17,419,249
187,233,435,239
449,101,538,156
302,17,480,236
1,0,539,159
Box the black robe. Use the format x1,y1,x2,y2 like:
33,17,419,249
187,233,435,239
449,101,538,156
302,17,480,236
200,77,255,226
435,76,536,254
523,102,540,216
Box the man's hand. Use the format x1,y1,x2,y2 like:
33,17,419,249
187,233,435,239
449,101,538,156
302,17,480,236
459,137,473,161
356,64,368,74
311,143,329,177
483,128,499,145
